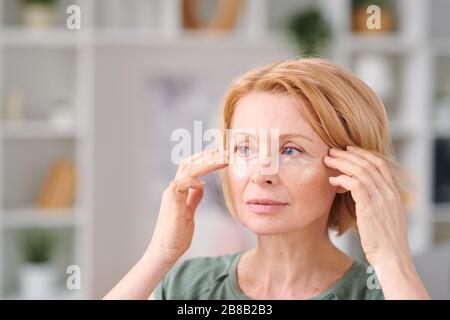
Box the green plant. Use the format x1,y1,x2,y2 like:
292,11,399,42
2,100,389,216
20,229,57,264
22,0,59,7
352,0,393,9
287,7,331,56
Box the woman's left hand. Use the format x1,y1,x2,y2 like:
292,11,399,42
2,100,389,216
323,145,431,299
323,145,409,266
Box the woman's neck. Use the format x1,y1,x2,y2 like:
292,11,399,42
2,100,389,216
237,220,353,299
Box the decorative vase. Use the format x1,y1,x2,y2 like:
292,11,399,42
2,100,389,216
354,53,393,101
182,0,244,31
352,6,395,33
23,4,55,29
18,263,57,299
49,98,74,130
4,86,25,122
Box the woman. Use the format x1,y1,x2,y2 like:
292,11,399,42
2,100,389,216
105,58,430,300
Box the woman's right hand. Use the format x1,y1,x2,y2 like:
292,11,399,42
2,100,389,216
147,148,228,265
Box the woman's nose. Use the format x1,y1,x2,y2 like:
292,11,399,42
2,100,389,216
251,173,276,185
257,152,273,167
250,165,280,186
249,149,281,185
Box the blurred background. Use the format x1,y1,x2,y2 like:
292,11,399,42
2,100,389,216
0,0,449,299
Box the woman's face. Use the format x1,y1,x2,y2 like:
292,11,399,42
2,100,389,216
226,91,338,235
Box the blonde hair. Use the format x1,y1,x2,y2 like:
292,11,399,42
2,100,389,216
219,57,408,236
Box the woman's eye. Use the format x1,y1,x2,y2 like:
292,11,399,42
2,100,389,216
235,145,250,157
282,146,303,156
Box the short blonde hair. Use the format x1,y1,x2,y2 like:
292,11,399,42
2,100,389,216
219,57,408,236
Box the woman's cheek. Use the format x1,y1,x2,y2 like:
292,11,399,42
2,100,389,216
282,162,336,202
226,165,246,210
279,158,322,186
294,165,320,184
229,157,249,180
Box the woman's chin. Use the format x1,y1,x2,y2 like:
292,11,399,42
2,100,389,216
239,212,312,235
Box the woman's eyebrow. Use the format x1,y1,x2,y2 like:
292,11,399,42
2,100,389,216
280,133,314,143
231,132,313,143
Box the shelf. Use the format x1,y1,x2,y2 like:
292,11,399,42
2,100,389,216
0,28,86,48
0,26,291,51
339,33,412,54
0,120,77,139
93,29,291,50
1,208,77,229
4,287,82,300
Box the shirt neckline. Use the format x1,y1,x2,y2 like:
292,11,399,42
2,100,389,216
226,251,360,300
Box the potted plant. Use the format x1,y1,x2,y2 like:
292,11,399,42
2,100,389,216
352,0,396,33
287,8,332,56
21,0,59,29
18,229,58,299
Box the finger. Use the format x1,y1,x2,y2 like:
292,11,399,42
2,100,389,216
329,175,372,209
169,177,205,204
191,148,224,163
178,148,225,171
324,155,383,201
177,150,228,179
197,148,228,166
186,187,204,214
177,149,217,175
190,161,228,178
346,146,397,190
329,147,394,196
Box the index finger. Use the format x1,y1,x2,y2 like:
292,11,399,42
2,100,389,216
177,149,228,179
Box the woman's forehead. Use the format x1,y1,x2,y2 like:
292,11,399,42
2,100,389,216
231,92,319,142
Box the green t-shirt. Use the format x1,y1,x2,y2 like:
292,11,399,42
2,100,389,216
154,252,384,300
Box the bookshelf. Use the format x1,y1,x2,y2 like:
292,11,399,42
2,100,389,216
0,0,93,299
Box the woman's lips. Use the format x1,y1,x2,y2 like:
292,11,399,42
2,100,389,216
246,199,288,214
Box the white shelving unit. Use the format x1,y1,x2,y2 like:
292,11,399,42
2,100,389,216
0,0,93,299
0,0,449,298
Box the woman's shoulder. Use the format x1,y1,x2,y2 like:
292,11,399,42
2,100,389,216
154,252,241,300
329,260,385,300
